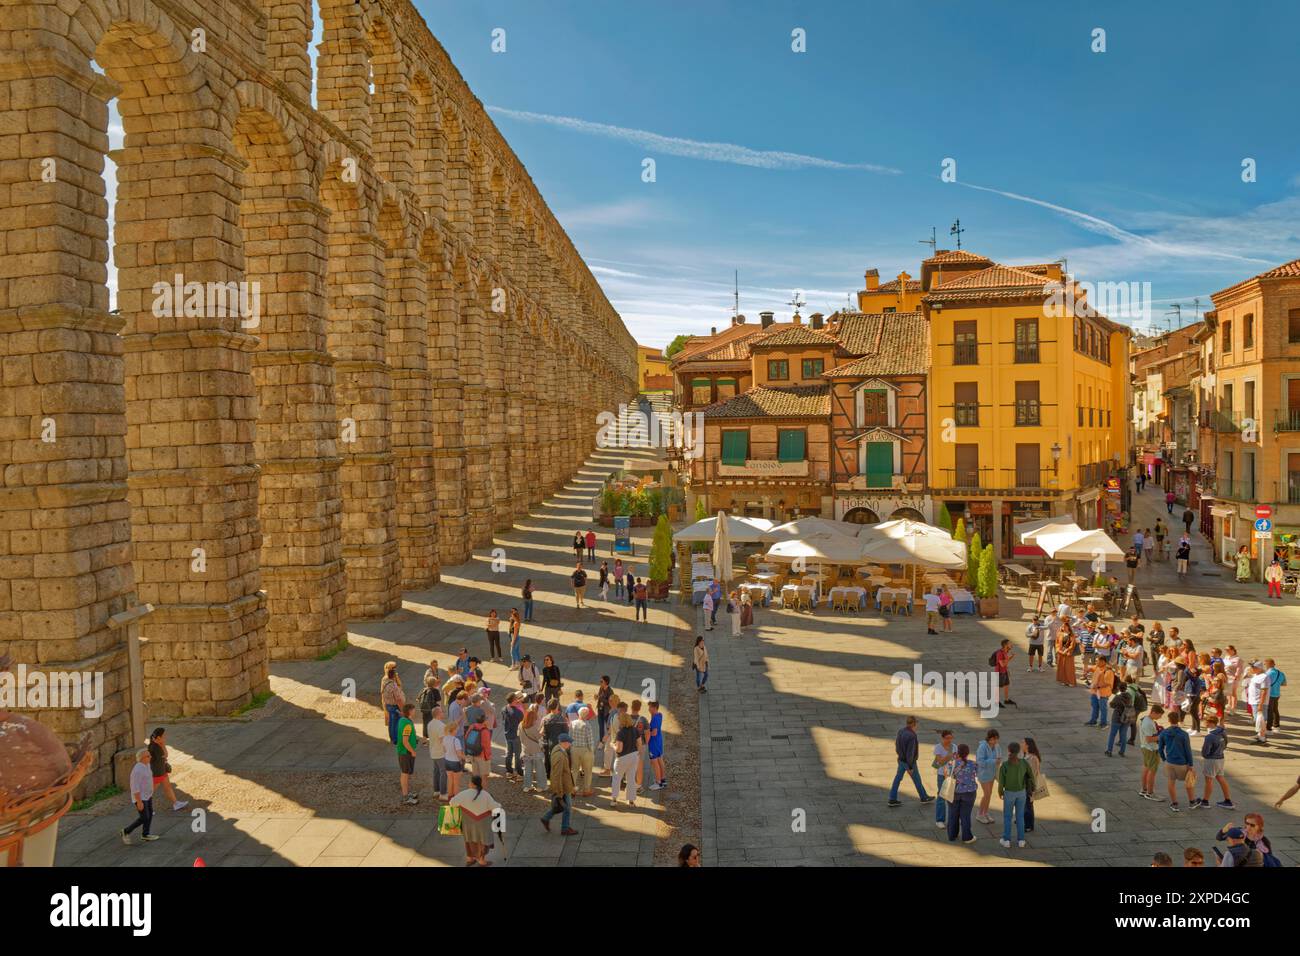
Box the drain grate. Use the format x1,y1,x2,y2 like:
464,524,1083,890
711,735,732,742
749,660,765,666
770,734,790,740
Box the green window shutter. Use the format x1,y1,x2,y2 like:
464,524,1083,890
691,378,711,387
865,442,893,487
778,429,806,462
722,430,749,465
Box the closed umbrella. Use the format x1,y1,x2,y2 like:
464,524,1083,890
712,510,734,587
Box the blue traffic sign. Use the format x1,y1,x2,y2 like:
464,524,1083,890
1255,518,1273,533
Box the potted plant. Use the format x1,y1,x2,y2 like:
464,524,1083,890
953,517,966,545
966,531,982,589
648,514,673,599
977,544,1000,617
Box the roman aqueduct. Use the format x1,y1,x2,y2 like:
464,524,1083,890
1,0,638,790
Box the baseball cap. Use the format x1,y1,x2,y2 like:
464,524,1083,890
558,733,572,743
1227,827,1246,839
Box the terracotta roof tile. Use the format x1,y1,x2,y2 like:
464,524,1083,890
935,264,1056,290
872,278,922,293
923,250,992,266
701,384,830,419
750,324,839,348
824,311,928,376
1212,257,1300,300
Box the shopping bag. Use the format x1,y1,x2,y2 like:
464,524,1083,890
437,803,462,836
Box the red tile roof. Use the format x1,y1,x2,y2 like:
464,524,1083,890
701,384,831,419
749,324,839,348
825,312,928,376
923,249,992,266
1212,257,1300,300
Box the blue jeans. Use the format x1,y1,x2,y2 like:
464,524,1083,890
946,790,975,841
1087,695,1108,726
1025,793,1035,831
522,752,544,790
696,668,708,688
636,599,647,621
504,737,522,775
615,580,625,598
889,761,929,801
386,704,400,744
1002,789,1027,842
935,774,950,822
431,757,447,797
523,598,534,621
1106,721,1128,755
542,793,572,830
510,637,521,666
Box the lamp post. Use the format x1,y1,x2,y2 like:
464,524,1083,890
1050,441,1062,475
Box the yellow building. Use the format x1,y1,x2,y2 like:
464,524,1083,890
923,259,1131,557
637,344,671,391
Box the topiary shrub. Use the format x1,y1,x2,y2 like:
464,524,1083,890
978,543,999,599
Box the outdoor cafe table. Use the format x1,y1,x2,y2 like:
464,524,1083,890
691,579,711,606
740,583,772,606
828,585,868,610
950,588,977,615
1004,563,1033,584
751,572,781,584
780,584,816,610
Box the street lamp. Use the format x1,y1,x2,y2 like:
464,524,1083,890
1050,441,1062,475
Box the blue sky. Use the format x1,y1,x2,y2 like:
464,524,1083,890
417,0,1300,349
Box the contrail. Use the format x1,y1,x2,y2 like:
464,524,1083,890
487,106,903,174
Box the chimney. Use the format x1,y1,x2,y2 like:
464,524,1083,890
810,312,824,330
710,327,716,336
791,312,802,326
864,268,879,291
760,311,775,329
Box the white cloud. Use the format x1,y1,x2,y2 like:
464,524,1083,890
487,106,903,174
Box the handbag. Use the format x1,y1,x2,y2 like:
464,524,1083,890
437,804,462,836
939,773,957,803
1033,772,1051,800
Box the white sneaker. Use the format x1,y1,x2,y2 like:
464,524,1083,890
999,838,1011,848
1017,840,1026,848
935,821,946,828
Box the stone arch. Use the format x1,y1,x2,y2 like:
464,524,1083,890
441,105,470,230
230,81,348,660
366,13,414,190
410,70,443,217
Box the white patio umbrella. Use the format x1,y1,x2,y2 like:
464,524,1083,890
1033,528,1125,563
764,533,872,565
768,517,861,541
860,518,954,540
672,514,775,544
859,532,967,598
1015,515,1080,544
711,510,734,586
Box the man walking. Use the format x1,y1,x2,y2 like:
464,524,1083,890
701,586,714,631
1125,547,1140,585
540,733,579,836
1182,507,1196,536
1175,537,1191,580
1266,658,1287,733
1194,715,1234,809
121,748,160,845
887,716,934,807
634,577,648,622
1158,710,1196,811
1166,490,1176,514
571,561,587,607
585,528,597,563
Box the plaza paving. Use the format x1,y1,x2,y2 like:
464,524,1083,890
55,462,1300,867
699,488,1300,866
55,446,684,868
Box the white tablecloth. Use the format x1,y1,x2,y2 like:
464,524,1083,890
828,586,868,609
780,584,816,607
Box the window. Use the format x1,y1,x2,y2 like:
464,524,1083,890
767,359,788,380
954,382,979,426
1014,444,1040,487
1074,318,1081,351
716,378,738,401
1221,320,1232,353
1101,333,1110,364
777,429,806,462
1244,380,1256,424
953,321,978,364
882,307,896,314
801,358,824,379
691,378,712,405
1290,309,1300,344
860,389,888,426
721,430,748,465
1015,381,1041,426
1077,384,1083,426
954,444,980,488
1244,313,1254,350
1014,319,1039,363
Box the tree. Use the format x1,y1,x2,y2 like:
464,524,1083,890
649,514,673,583
694,498,708,521
978,543,999,599
937,502,953,532
953,517,966,545
967,531,982,586
665,334,692,358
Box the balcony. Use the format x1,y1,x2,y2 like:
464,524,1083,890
1279,480,1300,505
1210,411,1247,433
953,342,978,365
1014,345,1040,364
1001,467,1058,493
937,467,993,491
1077,462,1115,487
1275,410,1300,433
1216,479,1256,502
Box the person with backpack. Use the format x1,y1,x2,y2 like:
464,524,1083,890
1025,617,1046,673
417,675,440,739
634,577,649,622
541,697,568,778
501,692,524,780
1105,677,1135,756
462,699,492,783
992,640,1016,707
1194,715,1233,809
1139,703,1164,801
1126,680,1148,748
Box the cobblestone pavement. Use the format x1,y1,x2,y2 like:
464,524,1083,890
56,447,688,868
700,488,1300,866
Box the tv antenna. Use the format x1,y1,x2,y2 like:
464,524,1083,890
1165,303,1181,333
732,270,739,319
918,226,937,255
949,218,965,250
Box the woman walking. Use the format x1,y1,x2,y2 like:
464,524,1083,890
1056,624,1077,686
938,585,954,633
693,636,709,693
572,531,584,562
146,728,188,812
975,730,1002,825
596,676,613,744
485,610,502,663
932,729,957,830
542,654,563,707
727,590,741,638
508,609,522,670
599,560,610,600
381,662,405,745
522,579,535,622
449,775,502,866
944,743,979,844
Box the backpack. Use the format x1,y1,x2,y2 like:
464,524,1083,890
989,650,1000,668
464,724,485,759
1025,622,1039,639
1130,685,1148,713
417,686,438,711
